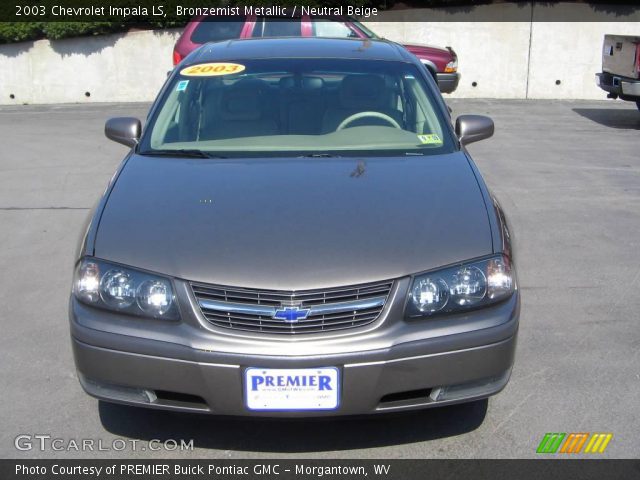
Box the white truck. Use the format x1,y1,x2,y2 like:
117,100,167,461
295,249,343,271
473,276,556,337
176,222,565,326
596,34,640,110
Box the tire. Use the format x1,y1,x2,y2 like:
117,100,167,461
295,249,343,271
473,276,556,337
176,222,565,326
636,100,640,111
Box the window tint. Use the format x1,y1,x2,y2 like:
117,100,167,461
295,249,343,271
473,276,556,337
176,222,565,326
190,17,246,44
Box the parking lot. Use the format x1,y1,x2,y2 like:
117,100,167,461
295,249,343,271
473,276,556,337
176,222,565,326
0,99,638,458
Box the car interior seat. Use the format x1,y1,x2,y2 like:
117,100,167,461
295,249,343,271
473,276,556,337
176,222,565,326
201,78,278,140
279,76,327,135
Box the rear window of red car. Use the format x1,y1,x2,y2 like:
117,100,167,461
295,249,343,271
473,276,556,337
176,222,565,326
251,17,302,37
191,17,246,44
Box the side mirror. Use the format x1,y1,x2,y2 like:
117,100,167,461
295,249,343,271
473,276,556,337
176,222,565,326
455,115,494,146
105,117,141,148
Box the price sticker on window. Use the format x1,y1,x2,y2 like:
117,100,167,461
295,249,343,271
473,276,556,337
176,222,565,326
180,63,246,77
417,134,443,145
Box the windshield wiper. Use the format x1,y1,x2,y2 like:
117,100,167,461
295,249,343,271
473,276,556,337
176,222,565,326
138,149,227,159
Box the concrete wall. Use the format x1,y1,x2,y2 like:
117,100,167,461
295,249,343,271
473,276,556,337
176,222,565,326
371,20,532,99
0,3,638,104
367,3,640,99
526,21,639,99
0,29,180,105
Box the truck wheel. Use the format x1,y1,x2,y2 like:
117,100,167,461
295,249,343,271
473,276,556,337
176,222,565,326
636,100,640,111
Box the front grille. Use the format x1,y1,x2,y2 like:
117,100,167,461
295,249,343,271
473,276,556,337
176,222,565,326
190,279,393,334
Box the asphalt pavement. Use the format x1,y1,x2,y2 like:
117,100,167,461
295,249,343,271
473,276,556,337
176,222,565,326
0,99,638,459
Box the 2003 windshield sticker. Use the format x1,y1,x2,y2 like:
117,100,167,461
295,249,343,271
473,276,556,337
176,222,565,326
180,63,246,77
417,134,443,145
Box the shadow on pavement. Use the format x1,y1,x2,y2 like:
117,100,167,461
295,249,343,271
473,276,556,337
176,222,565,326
99,399,488,453
573,107,640,130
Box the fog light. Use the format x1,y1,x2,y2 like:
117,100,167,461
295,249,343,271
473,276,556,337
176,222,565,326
78,374,156,404
432,370,511,402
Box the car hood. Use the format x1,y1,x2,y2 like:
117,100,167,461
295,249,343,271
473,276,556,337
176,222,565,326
402,42,449,53
95,152,492,290
400,43,452,69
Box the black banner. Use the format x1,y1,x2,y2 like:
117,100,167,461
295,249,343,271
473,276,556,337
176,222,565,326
2,460,640,480
0,1,639,23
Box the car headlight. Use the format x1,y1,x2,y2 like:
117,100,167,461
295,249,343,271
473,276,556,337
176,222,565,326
444,58,458,73
406,255,514,318
73,258,179,320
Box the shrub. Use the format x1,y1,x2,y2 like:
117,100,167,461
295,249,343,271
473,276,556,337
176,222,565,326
42,22,125,40
0,22,43,43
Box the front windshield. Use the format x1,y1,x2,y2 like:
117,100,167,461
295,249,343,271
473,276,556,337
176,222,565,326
141,58,454,157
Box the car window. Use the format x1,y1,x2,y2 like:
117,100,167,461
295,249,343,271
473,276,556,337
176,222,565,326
311,21,358,38
143,58,454,157
252,17,302,37
351,21,378,39
190,17,246,44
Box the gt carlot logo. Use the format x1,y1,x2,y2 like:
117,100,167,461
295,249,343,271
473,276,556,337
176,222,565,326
536,432,613,454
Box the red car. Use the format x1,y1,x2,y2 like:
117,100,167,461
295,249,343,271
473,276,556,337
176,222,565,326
172,16,460,93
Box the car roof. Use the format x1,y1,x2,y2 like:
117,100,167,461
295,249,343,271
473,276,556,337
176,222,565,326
186,37,416,64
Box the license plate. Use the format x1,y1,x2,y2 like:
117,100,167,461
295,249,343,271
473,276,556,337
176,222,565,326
245,367,340,411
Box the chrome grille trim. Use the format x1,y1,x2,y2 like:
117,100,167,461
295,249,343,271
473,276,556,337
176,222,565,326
190,280,393,334
198,296,386,318
197,299,275,317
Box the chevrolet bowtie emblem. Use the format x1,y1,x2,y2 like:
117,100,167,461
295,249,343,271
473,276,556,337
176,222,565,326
272,306,310,323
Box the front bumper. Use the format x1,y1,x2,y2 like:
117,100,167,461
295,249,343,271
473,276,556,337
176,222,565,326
70,284,519,417
596,72,640,101
436,72,460,94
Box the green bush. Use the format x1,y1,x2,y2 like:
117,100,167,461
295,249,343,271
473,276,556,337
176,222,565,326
0,20,191,44
42,22,124,40
0,22,43,43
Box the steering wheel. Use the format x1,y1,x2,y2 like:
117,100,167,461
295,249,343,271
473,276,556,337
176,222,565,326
336,111,402,131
